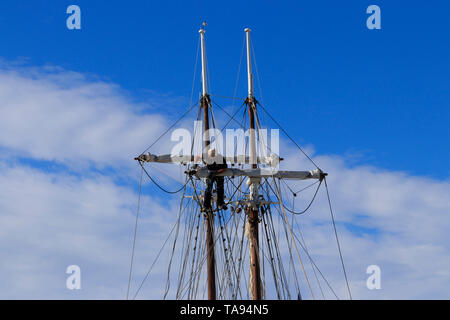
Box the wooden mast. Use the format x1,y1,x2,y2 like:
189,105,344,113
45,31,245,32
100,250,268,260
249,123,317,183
199,28,216,300
245,27,262,300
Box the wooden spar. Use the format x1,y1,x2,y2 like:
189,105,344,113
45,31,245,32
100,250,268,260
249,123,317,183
245,27,262,300
199,28,216,301
135,153,282,167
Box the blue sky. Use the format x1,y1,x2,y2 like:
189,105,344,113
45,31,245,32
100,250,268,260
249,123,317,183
0,0,448,178
0,1,449,299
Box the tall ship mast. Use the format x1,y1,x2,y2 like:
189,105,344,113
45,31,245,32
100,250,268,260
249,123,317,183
130,26,351,300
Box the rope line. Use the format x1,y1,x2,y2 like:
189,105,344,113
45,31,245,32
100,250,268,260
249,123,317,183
257,102,320,170
126,166,143,299
132,205,185,299
324,177,352,300
229,34,246,115
283,180,322,215
271,177,315,299
140,162,187,194
140,102,198,155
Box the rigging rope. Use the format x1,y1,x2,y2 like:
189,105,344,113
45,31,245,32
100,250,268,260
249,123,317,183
140,102,198,155
211,100,246,132
260,209,282,298
294,180,320,195
209,94,245,100
139,161,187,194
175,201,246,297
164,194,186,299
132,203,185,299
265,178,322,216
289,222,340,299
287,204,302,297
271,177,315,299
258,102,320,170
188,36,201,111
126,166,143,299
283,180,322,215
294,218,326,299
324,177,352,300
249,40,319,169
265,178,340,299
229,34,246,116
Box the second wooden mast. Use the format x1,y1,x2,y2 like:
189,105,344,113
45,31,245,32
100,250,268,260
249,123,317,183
245,27,262,300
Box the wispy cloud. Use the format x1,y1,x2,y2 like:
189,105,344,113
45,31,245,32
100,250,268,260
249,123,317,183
0,63,170,169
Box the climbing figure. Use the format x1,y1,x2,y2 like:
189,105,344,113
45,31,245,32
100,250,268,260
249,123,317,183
203,148,227,211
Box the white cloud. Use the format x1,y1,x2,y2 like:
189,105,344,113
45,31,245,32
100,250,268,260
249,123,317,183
278,149,450,299
0,161,183,299
0,64,173,169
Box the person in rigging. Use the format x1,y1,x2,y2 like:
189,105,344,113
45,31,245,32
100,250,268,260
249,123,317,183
203,148,227,211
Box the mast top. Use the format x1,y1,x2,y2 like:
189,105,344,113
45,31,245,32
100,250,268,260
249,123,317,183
199,27,208,97
244,28,254,98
